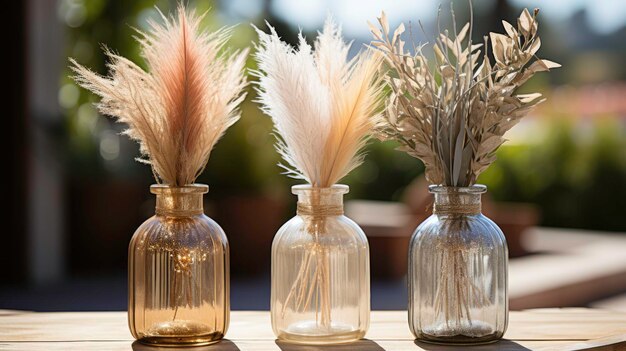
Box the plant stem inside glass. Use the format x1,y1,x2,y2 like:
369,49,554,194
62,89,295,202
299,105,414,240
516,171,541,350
409,185,507,344
129,184,229,346
272,185,370,344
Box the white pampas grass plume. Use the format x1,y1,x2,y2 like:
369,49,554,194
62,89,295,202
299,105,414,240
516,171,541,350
253,16,383,188
70,4,248,186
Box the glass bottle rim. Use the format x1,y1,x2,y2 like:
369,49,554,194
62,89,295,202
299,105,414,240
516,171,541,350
150,183,209,195
291,184,349,195
428,184,487,194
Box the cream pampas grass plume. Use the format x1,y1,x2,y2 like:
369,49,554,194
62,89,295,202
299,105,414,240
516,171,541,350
70,4,248,186
253,16,382,329
253,17,383,188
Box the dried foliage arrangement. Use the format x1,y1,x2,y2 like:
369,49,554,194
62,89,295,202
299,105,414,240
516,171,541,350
370,7,560,186
70,4,248,186
253,17,382,327
371,6,560,340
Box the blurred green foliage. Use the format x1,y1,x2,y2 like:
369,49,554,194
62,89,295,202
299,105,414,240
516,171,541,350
60,0,626,232
347,117,626,232
343,141,425,201
479,118,626,231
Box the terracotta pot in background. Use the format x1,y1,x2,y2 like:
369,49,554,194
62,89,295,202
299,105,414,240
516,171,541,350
346,201,413,280
368,234,410,280
68,178,147,274
490,202,540,257
212,195,286,277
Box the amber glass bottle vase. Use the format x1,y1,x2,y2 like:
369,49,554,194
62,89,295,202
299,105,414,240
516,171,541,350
128,184,229,346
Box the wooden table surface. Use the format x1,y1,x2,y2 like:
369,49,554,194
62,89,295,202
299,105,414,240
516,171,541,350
1,308,625,350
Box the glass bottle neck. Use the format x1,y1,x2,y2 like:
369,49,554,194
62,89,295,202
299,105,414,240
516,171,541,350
430,185,485,216
151,184,207,217
293,184,347,217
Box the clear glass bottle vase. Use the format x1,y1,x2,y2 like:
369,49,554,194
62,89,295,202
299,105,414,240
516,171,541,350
408,185,508,344
128,184,229,346
271,185,370,344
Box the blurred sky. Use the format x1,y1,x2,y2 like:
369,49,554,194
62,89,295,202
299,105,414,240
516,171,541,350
252,0,626,37
510,0,626,34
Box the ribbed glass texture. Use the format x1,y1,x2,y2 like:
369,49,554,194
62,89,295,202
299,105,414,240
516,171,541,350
408,185,508,344
271,184,370,344
128,184,229,346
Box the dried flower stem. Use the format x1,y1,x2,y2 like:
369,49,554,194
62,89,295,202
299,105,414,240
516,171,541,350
280,236,332,328
433,235,489,333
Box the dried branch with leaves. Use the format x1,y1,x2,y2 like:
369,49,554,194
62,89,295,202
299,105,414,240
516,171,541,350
370,8,560,186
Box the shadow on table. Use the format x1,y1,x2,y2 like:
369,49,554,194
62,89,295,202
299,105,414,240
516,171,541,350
132,339,240,350
276,339,384,351
415,339,531,350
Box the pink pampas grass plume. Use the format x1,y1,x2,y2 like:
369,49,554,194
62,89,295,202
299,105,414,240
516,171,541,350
70,4,248,186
